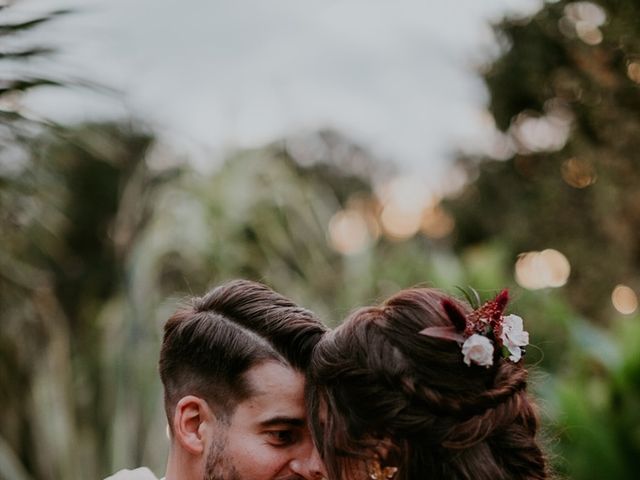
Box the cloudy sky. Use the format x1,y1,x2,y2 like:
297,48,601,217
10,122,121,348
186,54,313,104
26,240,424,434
16,0,542,185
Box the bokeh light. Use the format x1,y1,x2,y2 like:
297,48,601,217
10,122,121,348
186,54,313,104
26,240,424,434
328,208,371,255
380,203,423,240
575,22,603,45
515,249,571,290
627,62,640,84
611,284,638,315
561,157,597,188
378,176,430,240
421,204,455,239
509,101,573,154
559,2,606,45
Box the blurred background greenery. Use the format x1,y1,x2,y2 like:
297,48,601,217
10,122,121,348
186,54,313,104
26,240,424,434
2,0,640,479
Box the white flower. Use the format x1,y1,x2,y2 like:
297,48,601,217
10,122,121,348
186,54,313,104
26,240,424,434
500,314,529,362
461,334,494,367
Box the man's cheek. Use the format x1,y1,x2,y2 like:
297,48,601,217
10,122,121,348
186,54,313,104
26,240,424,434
230,441,289,478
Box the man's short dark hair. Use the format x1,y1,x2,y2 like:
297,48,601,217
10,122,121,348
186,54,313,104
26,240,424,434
159,279,326,421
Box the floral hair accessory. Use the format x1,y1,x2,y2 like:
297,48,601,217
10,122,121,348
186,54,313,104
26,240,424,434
419,289,529,368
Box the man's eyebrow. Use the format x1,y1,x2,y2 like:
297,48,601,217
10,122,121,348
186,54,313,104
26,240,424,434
258,416,306,428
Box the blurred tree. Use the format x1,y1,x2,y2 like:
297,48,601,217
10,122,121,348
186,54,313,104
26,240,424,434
2,121,465,478
448,0,640,322
445,1,640,478
0,121,176,479
138,130,454,327
1,3,71,480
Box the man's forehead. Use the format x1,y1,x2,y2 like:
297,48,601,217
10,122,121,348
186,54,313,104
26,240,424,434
245,361,305,394
238,361,307,421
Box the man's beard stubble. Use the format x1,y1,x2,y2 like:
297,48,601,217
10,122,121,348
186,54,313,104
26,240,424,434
204,437,306,480
204,437,240,480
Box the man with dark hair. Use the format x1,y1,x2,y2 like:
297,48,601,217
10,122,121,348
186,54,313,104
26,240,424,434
106,279,327,480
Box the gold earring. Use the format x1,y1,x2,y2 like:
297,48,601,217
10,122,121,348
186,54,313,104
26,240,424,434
368,457,398,480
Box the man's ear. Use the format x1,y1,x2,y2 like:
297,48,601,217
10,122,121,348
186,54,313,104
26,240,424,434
172,395,215,455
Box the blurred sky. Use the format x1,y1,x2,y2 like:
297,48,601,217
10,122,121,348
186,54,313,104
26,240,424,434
17,0,542,186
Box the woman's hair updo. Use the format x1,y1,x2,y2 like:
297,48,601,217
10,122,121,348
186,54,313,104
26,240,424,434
308,288,548,480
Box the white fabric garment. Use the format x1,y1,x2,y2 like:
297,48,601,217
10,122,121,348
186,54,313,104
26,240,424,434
104,467,161,480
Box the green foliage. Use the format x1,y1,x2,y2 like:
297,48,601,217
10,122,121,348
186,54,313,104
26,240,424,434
543,315,640,480
136,134,453,325
449,0,640,321
455,286,482,309
448,1,640,477
1,126,461,478
1,122,173,479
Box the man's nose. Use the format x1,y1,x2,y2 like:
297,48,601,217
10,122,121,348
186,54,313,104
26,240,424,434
307,443,326,479
290,440,327,480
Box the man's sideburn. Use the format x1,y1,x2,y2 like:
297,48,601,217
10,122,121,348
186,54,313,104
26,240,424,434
205,436,241,480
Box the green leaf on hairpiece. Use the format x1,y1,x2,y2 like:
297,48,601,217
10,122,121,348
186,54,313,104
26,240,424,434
455,286,481,309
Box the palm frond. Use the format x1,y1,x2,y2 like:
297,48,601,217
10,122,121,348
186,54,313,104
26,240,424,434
0,9,71,36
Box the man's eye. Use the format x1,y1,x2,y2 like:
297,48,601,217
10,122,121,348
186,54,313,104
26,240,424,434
266,430,297,446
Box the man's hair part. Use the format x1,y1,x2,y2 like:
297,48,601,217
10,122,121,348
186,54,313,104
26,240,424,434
159,279,326,424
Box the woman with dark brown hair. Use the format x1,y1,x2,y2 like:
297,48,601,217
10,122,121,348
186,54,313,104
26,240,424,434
308,287,548,480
